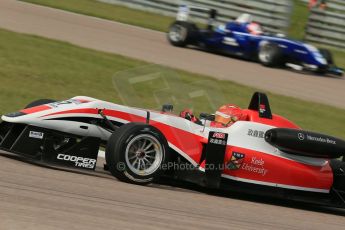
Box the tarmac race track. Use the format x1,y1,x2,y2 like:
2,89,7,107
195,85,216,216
0,1,345,229
0,0,344,109
0,151,345,230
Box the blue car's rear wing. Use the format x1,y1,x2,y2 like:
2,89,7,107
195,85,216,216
176,5,217,29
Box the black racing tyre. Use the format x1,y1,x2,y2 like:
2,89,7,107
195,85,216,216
330,160,345,191
105,123,170,185
24,99,56,109
167,21,198,47
258,42,284,67
319,48,334,65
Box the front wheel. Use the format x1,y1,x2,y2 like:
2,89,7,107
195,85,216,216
105,123,170,185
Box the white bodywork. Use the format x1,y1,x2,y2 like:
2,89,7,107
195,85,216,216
1,96,327,168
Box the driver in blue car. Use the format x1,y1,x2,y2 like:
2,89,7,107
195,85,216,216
235,13,263,35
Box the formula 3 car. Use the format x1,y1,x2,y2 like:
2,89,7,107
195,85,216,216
1,92,345,208
167,5,343,76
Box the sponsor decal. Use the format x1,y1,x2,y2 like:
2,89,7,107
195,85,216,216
209,132,227,145
49,99,83,108
259,104,266,114
278,44,287,48
226,152,245,170
294,49,308,54
298,133,305,140
306,135,336,145
222,37,239,46
212,132,226,139
241,157,268,176
57,154,96,169
247,129,265,138
29,131,44,139
298,132,336,145
209,138,227,145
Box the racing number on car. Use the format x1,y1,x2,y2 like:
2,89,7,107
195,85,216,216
49,99,83,108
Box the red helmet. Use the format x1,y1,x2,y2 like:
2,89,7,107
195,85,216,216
214,104,244,127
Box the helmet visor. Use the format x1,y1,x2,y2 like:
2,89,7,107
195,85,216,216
215,111,233,125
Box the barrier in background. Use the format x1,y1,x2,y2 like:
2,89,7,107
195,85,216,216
98,0,293,33
305,0,345,49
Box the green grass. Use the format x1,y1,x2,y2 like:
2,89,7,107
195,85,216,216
22,0,173,32
289,0,345,68
22,0,345,68
1,28,345,139
289,0,310,40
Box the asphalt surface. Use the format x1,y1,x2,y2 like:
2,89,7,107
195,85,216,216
0,1,345,229
0,0,344,109
1,151,345,230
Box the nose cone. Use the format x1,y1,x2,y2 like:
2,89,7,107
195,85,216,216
3,111,26,118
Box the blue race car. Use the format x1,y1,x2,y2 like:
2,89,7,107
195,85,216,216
167,6,343,76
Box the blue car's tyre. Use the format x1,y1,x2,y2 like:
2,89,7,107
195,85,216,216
168,21,198,47
258,42,284,67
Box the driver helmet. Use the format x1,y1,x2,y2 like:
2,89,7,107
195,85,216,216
214,104,244,127
247,22,263,35
235,13,253,24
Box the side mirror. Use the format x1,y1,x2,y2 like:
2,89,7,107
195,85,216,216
200,113,215,121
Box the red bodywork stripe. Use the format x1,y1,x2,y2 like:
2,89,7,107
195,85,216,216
21,105,52,114
42,108,146,122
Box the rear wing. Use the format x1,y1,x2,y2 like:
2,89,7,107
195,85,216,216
177,5,218,29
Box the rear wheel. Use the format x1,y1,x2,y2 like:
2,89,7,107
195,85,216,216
168,21,198,47
105,123,170,185
258,42,284,67
24,99,56,109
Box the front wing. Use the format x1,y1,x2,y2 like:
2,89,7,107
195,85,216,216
0,121,101,170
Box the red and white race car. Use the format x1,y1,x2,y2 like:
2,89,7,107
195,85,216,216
1,92,345,207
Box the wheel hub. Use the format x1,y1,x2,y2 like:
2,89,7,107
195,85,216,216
125,134,163,176
136,150,146,158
